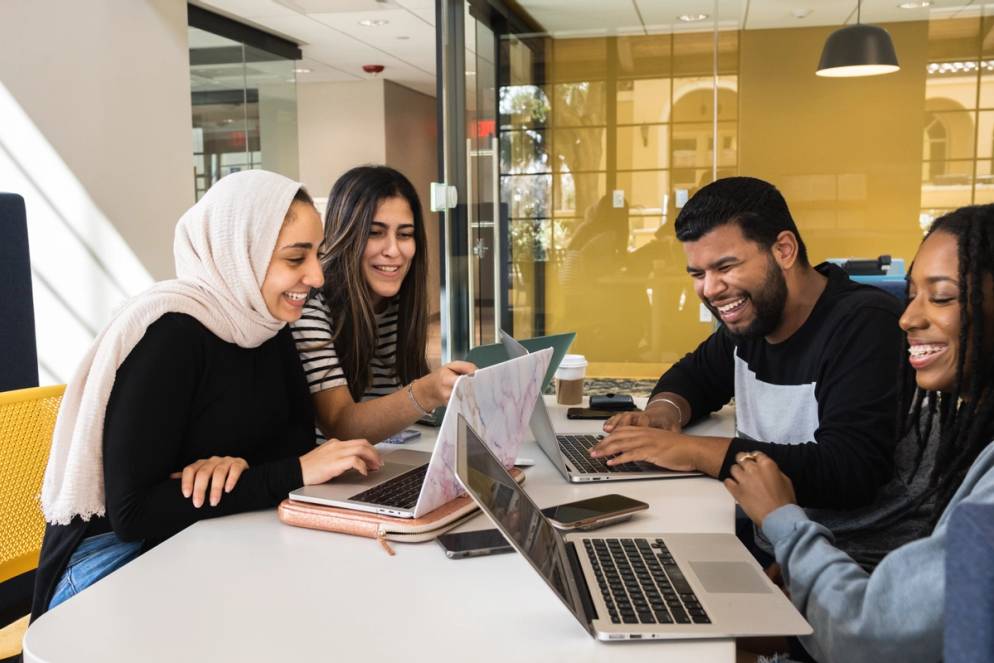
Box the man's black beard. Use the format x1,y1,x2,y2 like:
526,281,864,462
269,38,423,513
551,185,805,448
710,256,788,339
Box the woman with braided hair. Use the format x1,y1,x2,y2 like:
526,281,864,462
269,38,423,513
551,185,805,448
726,204,994,663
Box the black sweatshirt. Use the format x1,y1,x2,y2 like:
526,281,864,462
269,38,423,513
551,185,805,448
654,263,905,510
31,313,315,619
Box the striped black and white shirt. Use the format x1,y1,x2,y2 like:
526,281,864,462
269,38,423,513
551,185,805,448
290,290,402,441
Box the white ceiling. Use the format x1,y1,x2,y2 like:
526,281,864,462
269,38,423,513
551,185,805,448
192,0,989,97
518,0,985,36
192,0,437,95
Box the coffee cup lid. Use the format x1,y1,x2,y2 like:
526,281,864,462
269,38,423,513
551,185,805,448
559,354,587,369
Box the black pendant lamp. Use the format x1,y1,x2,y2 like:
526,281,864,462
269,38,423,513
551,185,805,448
816,0,900,77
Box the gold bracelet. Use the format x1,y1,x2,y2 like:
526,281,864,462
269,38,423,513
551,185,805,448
407,381,433,417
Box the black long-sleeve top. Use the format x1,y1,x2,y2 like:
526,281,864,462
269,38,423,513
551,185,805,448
653,263,906,510
32,313,315,619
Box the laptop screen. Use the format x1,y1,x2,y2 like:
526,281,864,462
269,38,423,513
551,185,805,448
457,417,577,612
500,332,564,464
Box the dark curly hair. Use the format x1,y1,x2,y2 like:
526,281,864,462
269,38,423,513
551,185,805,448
902,204,994,525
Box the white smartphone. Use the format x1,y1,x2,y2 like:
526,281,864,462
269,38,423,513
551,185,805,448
382,428,422,444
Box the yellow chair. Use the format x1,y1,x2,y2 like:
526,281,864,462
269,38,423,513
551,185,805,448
0,385,64,661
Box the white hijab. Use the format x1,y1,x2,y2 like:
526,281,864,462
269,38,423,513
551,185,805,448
42,170,303,525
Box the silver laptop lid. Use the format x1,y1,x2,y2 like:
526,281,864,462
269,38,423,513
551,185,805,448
454,415,592,634
500,331,571,477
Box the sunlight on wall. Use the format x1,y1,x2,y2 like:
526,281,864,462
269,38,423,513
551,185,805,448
0,83,154,384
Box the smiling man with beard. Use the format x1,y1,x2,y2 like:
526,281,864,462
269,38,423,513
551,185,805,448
591,176,907,570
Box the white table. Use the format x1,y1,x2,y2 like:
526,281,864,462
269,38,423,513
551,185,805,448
23,398,736,663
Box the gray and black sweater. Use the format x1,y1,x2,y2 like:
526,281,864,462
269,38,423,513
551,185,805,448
653,262,929,568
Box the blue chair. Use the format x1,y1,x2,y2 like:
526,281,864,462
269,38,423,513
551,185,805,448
0,193,39,392
944,501,994,662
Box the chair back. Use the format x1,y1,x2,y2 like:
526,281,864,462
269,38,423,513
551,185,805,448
944,501,994,662
0,193,39,391
0,385,64,584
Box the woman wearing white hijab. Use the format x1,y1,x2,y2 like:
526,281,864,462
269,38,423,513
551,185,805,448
32,171,382,619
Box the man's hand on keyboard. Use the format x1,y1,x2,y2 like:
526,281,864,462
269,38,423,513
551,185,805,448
591,428,732,477
590,427,696,472
603,394,687,434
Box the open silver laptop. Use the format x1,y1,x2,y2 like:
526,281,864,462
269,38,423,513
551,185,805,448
455,416,812,641
501,332,699,483
287,348,552,518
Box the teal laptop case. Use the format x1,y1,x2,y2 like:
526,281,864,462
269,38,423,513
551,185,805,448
419,332,575,426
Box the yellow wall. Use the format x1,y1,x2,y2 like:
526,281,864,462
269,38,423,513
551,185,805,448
738,22,929,267
501,18,993,378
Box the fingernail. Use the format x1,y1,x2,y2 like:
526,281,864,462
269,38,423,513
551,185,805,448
211,499,218,506
183,490,190,498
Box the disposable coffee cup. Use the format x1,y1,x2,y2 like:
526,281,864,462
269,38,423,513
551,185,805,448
555,354,588,405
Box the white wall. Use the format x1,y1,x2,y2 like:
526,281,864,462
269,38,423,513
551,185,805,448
0,0,194,382
297,79,386,199
0,0,194,281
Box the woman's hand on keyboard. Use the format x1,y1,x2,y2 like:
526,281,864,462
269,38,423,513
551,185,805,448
299,438,383,486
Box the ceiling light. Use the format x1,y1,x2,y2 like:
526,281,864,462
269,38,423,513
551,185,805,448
294,67,312,74
817,0,900,77
792,8,812,18
358,19,389,27
898,1,931,8
396,35,410,40
678,13,709,22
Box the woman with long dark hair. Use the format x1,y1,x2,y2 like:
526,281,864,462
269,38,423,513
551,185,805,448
292,166,474,442
726,205,994,662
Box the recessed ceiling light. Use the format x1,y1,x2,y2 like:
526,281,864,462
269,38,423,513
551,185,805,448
294,67,312,74
792,8,812,18
678,13,709,22
898,1,931,8
396,35,410,40
358,18,389,27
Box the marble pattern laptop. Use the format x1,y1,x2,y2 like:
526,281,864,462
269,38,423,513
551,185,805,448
287,347,552,518
415,347,551,516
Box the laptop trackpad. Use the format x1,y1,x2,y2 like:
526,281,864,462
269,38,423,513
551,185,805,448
690,561,772,594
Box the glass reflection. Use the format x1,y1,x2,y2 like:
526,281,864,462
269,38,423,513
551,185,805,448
188,27,298,200
463,422,574,608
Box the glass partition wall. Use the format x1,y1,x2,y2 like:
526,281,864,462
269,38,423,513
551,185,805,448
499,30,738,377
188,17,300,201
440,2,994,379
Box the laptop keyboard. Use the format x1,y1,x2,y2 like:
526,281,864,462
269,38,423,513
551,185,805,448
350,464,428,510
584,538,710,626
557,434,651,474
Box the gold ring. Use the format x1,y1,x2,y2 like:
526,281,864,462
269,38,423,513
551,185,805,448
738,452,759,463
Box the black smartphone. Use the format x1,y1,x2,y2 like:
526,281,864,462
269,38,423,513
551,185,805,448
566,407,616,420
437,528,512,558
544,494,648,530
588,393,636,411
438,495,649,558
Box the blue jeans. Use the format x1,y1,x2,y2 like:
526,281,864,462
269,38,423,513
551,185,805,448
49,531,143,610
